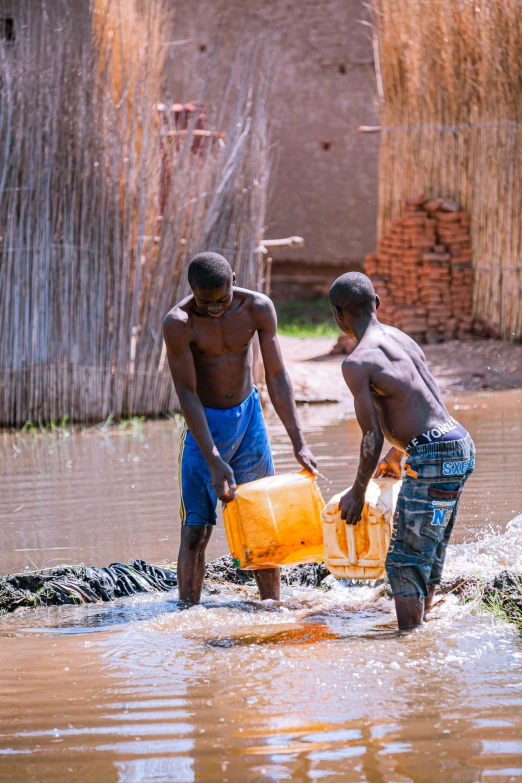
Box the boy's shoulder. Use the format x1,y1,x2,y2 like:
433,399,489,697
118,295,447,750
362,322,423,357
342,335,383,368
379,323,425,361
235,287,274,310
163,298,192,341
342,323,420,371
234,287,277,325
341,344,374,387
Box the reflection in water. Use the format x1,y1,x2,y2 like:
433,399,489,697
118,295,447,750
1,390,522,576
205,621,342,648
1,579,522,781
1,390,522,781
12,596,183,635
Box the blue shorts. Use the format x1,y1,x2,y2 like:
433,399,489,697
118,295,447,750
385,431,476,598
178,387,274,526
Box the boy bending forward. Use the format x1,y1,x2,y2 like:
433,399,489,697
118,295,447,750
330,272,475,629
163,252,317,604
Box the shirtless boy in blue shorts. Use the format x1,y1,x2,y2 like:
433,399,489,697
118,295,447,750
163,252,317,604
329,272,475,629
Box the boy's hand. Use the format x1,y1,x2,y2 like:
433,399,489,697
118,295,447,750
210,456,237,503
373,449,403,479
339,487,365,526
294,444,318,475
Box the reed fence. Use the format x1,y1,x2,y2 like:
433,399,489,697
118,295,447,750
371,0,522,339
0,0,271,426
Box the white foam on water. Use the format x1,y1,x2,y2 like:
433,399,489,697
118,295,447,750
445,512,522,581
145,514,522,641
147,581,393,637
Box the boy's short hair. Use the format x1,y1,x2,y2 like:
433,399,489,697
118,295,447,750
329,272,376,314
188,252,233,290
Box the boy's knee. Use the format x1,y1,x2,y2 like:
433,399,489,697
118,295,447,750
385,561,430,600
181,524,212,551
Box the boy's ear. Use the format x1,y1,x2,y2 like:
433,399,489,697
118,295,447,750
232,272,236,285
333,304,343,320
375,294,381,311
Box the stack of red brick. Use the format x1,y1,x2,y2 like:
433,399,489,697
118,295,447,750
364,196,474,344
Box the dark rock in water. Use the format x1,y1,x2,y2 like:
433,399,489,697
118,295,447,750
3,552,519,629
205,556,331,589
0,560,177,613
483,570,522,624
1,555,334,613
490,570,522,601
438,574,483,600
0,555,371,613
281,562,330,588
84,567,120,602
436,570,522,627
205,555,255,584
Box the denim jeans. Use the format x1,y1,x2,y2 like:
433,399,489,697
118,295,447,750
385,433,476,598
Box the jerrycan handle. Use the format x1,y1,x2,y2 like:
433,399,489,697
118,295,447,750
346,520,359,565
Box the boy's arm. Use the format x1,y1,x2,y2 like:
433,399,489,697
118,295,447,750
374,446,403,478
254,296,317,474
163,312,236,503
340,359,384,524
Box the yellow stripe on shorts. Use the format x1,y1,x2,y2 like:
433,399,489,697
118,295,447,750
178,425,188,524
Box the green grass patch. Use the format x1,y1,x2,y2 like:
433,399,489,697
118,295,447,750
276,298,340,338
278,321,340,338
118,416,146,433
481,574,522,629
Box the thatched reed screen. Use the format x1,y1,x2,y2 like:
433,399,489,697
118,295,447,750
0,1,271,426
371,0,522,339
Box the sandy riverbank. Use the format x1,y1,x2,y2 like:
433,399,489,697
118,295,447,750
279,335,522,406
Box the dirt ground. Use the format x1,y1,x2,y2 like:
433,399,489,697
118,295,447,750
279,335,522,405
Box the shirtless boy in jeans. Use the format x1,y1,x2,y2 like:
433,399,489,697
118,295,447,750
329,272,475,629
163,252,317,605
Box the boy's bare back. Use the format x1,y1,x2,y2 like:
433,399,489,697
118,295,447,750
342,323,450,452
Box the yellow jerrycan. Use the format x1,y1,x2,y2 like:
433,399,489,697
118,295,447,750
321,477,402,579
223,471,325,570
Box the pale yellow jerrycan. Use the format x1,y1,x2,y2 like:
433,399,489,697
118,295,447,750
223,470,325,570
322,477,402,579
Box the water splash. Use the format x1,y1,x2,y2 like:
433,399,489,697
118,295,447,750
445,513,522,581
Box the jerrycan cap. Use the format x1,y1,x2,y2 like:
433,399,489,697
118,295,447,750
297,468,318,479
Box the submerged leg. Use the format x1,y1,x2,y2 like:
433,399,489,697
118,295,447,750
394,593,425,630
424,583,438,615
177,525,213,604
252,567,281,601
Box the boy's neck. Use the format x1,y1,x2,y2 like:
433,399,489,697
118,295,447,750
352,312,380,343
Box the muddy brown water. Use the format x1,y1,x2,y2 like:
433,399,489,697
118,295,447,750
1,390,522,782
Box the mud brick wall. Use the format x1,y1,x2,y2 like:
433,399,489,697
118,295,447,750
163,0,379,275
364,197,474,344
